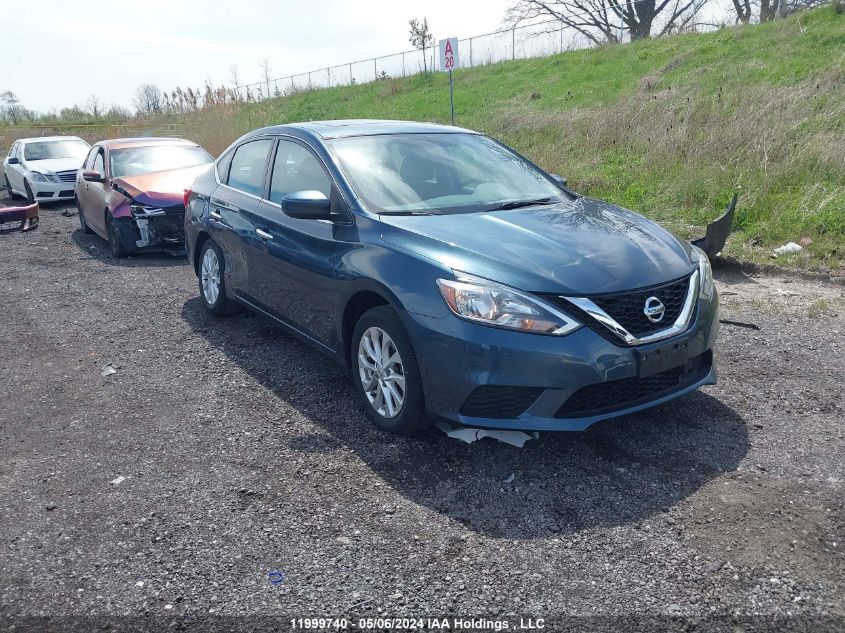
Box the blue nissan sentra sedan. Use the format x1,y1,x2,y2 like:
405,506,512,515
184,120,718,434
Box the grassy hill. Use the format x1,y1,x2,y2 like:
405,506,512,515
194,8,845,270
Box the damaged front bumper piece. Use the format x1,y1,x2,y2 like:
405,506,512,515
0,202,39,232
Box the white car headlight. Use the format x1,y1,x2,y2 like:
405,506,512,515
691,245,714,300
437,272,581,335
30,171,49,183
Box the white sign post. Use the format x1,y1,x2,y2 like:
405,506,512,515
439,37,459,125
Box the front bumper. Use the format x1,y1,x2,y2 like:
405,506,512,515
112,209,186,254
404,293,719,431
29,180,76,201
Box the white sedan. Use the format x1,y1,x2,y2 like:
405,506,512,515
3,136,90,203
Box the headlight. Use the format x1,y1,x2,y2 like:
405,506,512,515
437,272,581,335
30,171,51,183
691,245,714,300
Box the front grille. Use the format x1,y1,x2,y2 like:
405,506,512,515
555,351,712,418
545,274,693,341
591,275,691,338
460,385,544,419
143,205,185,244
59,190,74,197
56,170,76,183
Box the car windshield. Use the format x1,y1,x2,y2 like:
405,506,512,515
23,139,89,161
109,144,213,178
327,133,566,214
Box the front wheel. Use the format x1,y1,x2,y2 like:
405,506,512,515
198,240,240,316
351,306,429,434
77,198,92,234
106,213,128,258
5,176,22,200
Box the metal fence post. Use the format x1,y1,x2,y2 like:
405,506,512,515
469,37,473,66
374,58,378,80
512,28,515,59
560,23,564,53
349,63,353,84
308,72,312,90
402,52,405,77
327,68,331,87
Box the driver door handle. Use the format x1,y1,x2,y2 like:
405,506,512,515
209,210,222,220
256,228,273,240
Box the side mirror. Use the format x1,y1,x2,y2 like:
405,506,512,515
549,173,567,188
7,157,20,165
82,169,104,183
281,190,332,220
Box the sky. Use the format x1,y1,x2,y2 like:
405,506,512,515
4,0,512,113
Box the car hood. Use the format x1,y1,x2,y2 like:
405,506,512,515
379,197,694,295
112,165,209,207
23,157,84,174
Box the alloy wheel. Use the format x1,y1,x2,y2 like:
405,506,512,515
357,326,406,418
201,248,221,305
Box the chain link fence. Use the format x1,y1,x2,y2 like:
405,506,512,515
236,17,611,99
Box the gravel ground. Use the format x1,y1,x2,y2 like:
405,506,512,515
1,198,843,631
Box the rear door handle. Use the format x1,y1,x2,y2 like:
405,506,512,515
256,228,273,240
209,210,222,220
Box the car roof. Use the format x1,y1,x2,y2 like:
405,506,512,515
17,135,86,145
98,137,199,150
252,119,478,140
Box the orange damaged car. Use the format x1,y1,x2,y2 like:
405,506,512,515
75,138,213,257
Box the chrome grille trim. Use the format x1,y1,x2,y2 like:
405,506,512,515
561,269,699,346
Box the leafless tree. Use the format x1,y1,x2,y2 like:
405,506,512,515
259,58,272,98
86,95,102,118
408,17,435,73
506,0,706,44
0,90,24,124
133,83,164,117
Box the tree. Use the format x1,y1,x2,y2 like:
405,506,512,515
259,58,272,98
133,83,164,117
506,0,704,44
86,95,102,118
408,17,435,74
1,90,23,124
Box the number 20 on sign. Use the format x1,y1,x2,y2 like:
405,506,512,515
439,37,459,125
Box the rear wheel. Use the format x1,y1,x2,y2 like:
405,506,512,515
4,176,22,200
77,197,92,233
106,213,128,258
198,240,240,316
351,306,429,434
24,180,35,204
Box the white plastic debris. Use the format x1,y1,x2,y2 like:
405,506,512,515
775,288,798,296
110,476,126,486
503,473,516,483
435,420,538,448
101,363,117,377
774,242,802,255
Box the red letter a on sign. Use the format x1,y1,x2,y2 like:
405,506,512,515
445,40,453,55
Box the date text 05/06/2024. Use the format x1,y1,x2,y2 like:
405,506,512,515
290,617,546,630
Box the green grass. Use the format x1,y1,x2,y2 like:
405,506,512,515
197,8,845,270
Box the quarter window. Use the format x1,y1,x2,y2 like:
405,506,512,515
269,140,331,203
84,146,99,169
227,139,273,196
92,150,105,176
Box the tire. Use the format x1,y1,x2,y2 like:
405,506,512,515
77,197,92,234
24,180,35,204
198,239,241,316
351,305,429,434
106,213,128,258
4,176,22,200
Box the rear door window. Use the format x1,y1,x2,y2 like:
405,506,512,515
227,139,273,196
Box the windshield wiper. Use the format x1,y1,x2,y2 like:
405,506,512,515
481,197,557,212
380,210,442,216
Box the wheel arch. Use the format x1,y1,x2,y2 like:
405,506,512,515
341,287,402,367
193,231,212,274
